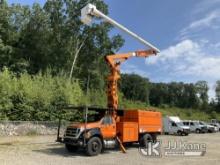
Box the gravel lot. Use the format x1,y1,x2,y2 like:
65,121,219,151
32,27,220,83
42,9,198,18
0,133,220,165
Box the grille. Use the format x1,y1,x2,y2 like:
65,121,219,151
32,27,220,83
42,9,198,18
183,128,190,132
65,128,80,137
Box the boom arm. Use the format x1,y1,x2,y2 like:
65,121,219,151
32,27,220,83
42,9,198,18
105,49,156,117
81,4,160,53
80,4,159,117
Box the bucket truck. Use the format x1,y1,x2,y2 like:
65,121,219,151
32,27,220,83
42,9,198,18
57,3,162,156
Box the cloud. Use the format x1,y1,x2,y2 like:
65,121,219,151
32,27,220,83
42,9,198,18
180,10,220,39
146,39,220,79
188,11,219,29
144,1,220,99
145,39,220,99
121,63,149,77
146,40,200,65
193,0,220,15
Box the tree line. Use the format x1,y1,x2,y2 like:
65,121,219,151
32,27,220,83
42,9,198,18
0,0,219,120
120,74,220,112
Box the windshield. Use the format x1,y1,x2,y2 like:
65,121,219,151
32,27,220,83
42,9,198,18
199,122,205,125
176,122,184,126
86,112,104,122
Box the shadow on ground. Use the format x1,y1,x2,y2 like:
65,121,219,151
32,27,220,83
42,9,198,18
33,143,139,157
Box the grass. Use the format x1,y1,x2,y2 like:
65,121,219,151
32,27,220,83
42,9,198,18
119,98,220,122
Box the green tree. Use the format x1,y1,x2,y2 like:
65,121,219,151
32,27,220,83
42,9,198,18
0,0,124,89
120,74,150,104
195,81,209,110
215,80,220,111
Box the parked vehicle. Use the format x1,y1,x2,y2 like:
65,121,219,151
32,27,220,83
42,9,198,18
209,123,220,132
163,116,190,136
183,120,207,133
57,106,162,156
199,121,215,133
211,119,220,124
210,119,220,131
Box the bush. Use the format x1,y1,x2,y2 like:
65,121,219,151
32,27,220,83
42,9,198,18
0,68,83,120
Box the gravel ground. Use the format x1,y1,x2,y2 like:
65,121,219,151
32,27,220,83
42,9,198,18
0,133,220,165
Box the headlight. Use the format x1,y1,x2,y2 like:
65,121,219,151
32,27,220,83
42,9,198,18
80,127,85,132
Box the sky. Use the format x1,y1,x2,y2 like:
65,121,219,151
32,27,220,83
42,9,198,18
8,0,220,99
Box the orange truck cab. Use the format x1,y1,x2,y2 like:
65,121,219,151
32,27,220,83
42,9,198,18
57,106,162,156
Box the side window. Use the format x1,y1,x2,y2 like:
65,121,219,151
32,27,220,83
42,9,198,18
190,122,194,126
171,122,177,127
101,116,113,125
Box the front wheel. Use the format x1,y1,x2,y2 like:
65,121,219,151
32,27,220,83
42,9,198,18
195,129,201,133
86,137,102,156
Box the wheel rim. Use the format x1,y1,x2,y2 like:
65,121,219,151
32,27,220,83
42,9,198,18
144,137,152,147
92,141,99,152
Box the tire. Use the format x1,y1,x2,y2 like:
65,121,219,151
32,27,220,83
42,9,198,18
139,133,153,147
184,132,189,136
195,129,201,133
164,132,168,135
177,130,182,136
151,134,157,142
86,137,102,156
65,144,78,152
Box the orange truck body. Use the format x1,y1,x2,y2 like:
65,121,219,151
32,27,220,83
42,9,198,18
118,110,162,142
63,109,162,143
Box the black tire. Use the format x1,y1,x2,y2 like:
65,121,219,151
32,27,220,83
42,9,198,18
86,137,102,156
184,132,189,136
139,133,153,147
65,144,78,152
177,130,182,136
151,134,157,142
164,132,168,135
195,129,201,133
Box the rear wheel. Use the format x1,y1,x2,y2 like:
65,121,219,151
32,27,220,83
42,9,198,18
177,130,182,136
195,129,201,133
65,144,78,152
86,137,102,156
151,134,157,142
139,133,153,147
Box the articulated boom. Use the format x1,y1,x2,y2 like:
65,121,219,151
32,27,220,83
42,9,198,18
105,49,157,117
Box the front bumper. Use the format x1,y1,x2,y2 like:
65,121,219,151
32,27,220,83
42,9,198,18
182,129,190,134
201,127,208,133
63,137,85,146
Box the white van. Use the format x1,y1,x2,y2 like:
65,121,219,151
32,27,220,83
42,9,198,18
163,116,190,136
183,120,206,133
